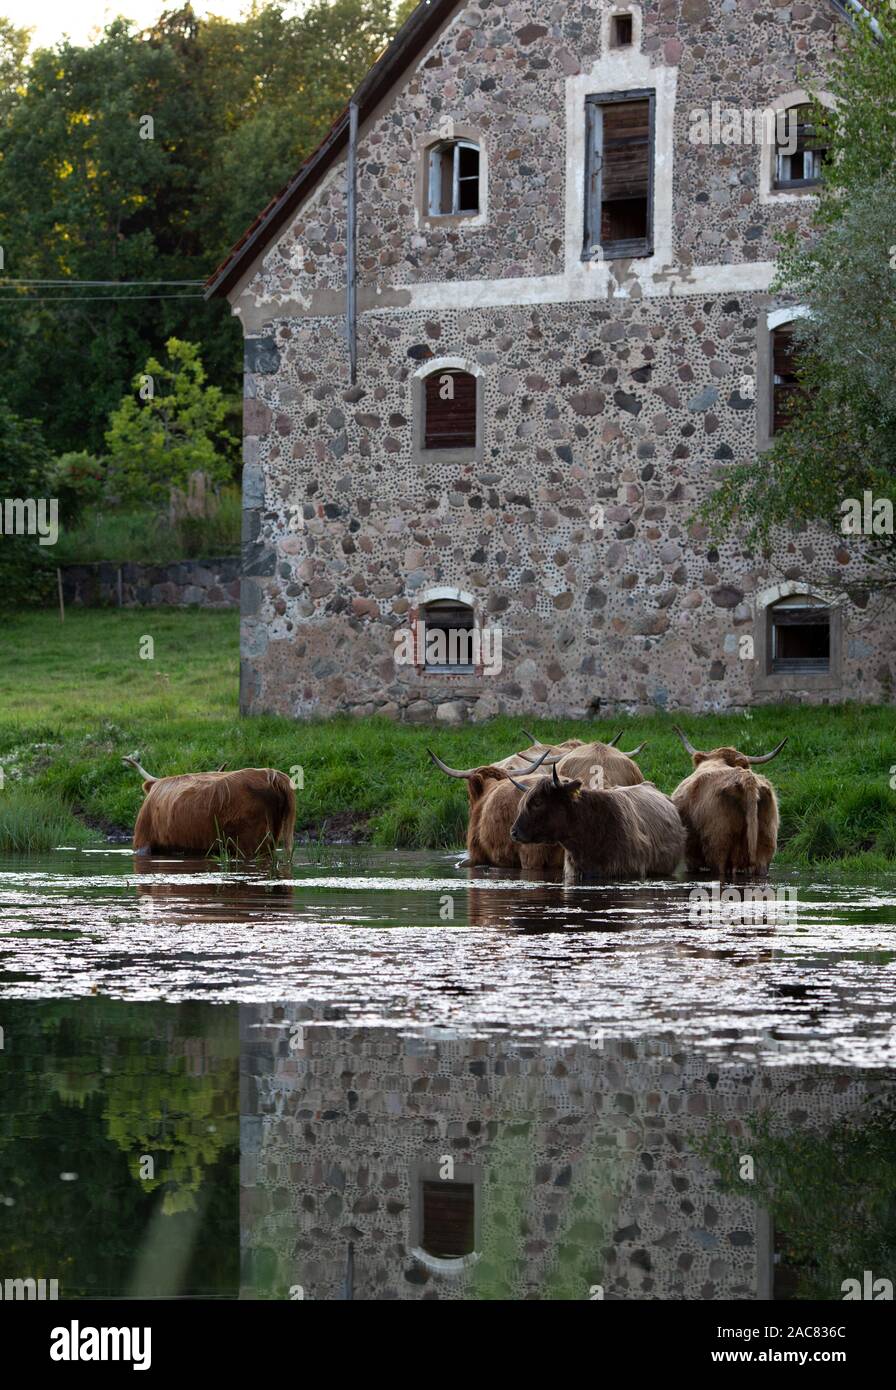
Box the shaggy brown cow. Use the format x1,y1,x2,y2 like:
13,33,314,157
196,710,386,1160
490,734,599,774
509,764,685,883
123,756,296,857
516,737,646,788
669,727,787,878
427,746,564,874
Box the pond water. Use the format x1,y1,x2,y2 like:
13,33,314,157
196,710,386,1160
1,844,894,1300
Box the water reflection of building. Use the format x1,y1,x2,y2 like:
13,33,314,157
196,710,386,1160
240,1005,887,1300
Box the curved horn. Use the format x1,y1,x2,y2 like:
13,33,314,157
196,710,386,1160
427,749,473,779
606,731,623,747
623,741,647,758
521,728,542,747
552,762,561,787
510,777,530,792
745,737,788,766
517,749,562,765
508,748,555,777
215,762,228,772
671,724,700,758
122,755,157,783
513,750,547,772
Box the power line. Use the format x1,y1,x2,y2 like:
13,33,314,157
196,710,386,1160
0,292,206,304
0,278,205,286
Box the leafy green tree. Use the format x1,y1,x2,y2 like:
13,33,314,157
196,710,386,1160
699,1096,896,1300
701,17,896,582
0,17,29,120
0,396,55,605
105,337,236,504
0,2,415,457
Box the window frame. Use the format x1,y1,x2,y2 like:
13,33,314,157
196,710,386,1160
420,599,477,676
753,584,842,695
409,1160,482,1274
770,323,802,438
412,359,484,467
427,138,481,218
423,368,478,452
583,88,656,261
610,13,634,48
769,597,831,675
773,104,826,192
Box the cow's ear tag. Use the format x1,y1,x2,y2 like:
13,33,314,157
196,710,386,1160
572,787,582,800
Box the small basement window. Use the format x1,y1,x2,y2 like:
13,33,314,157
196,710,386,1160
771,325,801,435
585,91,655,259
423,368,477,451
774,104,826,190
427,140,480,216
421,600,476,673
421,1181,476,1259
610,14,634,47
770,597,830,674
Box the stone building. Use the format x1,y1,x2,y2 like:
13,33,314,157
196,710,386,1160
240,1007,888,1300
207,0,893,722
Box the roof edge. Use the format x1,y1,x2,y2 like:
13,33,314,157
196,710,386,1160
204,0,460,302
206,0,876,304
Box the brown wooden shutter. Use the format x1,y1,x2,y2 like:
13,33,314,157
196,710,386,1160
601,101,650,202
424,370,477,449
422,1181,475,1258
772,326,801,434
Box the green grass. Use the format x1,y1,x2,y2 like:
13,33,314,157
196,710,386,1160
0,608,894,865
0,786,91,853
54,491,241,566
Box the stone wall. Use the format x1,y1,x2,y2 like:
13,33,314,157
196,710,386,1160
227,1,896,721
240,1008,886,1301
59,558,241,609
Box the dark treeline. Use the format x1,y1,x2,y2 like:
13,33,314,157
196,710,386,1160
0,1,415,456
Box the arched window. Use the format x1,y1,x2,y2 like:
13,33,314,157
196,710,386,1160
409,1160,482,1272
774,103,827,191
770,596,830,673
421,598,476,672
427,139,480,217
420,1180,476,1259
423,368,477,450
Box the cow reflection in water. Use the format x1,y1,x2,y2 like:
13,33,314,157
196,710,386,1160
464,868,682,932
133,857,293,924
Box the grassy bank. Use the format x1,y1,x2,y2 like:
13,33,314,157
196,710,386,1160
0,609,894,866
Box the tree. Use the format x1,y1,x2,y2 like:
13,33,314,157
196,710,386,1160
104,338,236,505
701,17,896,584
0,397,55,605
0,3,415,456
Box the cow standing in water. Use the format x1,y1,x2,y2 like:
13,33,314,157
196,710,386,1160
669,727,786,878
428,733,646,872
428,746,564,874
123,756,296,857
508,763,685,884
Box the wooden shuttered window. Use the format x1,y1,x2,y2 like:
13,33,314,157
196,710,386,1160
421,1181,476,1258
423,369,477,450
585,91,654,259
772,326,802,435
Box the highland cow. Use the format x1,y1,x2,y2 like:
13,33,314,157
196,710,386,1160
123,756,296,857
509,764,685,884
669,727,786,878
427,746,564,874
